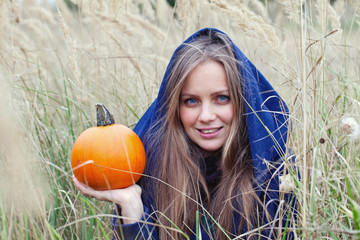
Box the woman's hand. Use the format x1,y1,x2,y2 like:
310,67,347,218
73,176,144,224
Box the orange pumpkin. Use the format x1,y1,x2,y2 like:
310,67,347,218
71,103,146,190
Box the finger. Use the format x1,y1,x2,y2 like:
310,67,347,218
72,177,96,198
73,178,115,201
72,176,87,191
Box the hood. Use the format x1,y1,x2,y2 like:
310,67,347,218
134,28,290,191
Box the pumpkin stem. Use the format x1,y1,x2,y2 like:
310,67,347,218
96,103,115,126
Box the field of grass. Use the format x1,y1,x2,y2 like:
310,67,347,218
1,0,359,239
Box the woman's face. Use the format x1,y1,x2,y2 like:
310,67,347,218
179,60,234,152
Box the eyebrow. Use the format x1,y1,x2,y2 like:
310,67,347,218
180,89,230,97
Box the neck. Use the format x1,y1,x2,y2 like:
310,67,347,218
190,143,222,160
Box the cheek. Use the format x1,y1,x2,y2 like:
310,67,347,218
220,105,234,124
179,107,197,127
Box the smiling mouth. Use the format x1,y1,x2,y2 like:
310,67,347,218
198,127,222,134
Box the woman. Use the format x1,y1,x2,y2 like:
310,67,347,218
74,28,297,239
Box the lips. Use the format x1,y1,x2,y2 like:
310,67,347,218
198,127,222,134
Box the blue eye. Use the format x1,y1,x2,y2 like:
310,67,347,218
185,98,198,105
218,95,230,102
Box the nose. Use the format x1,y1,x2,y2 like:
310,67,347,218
199,103,216,122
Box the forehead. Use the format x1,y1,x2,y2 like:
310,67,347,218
181,60,228,93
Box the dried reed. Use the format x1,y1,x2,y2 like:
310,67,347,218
211,0,286,59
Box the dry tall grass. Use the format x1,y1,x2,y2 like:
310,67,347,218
1,0,359,239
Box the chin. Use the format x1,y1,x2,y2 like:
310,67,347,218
198,144,223,153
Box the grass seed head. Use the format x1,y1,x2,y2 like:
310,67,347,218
341,117,360,140
279,174,296,193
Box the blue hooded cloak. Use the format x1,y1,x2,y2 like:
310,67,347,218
112,28,296,240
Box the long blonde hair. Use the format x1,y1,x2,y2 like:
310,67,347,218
145,29,260,239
